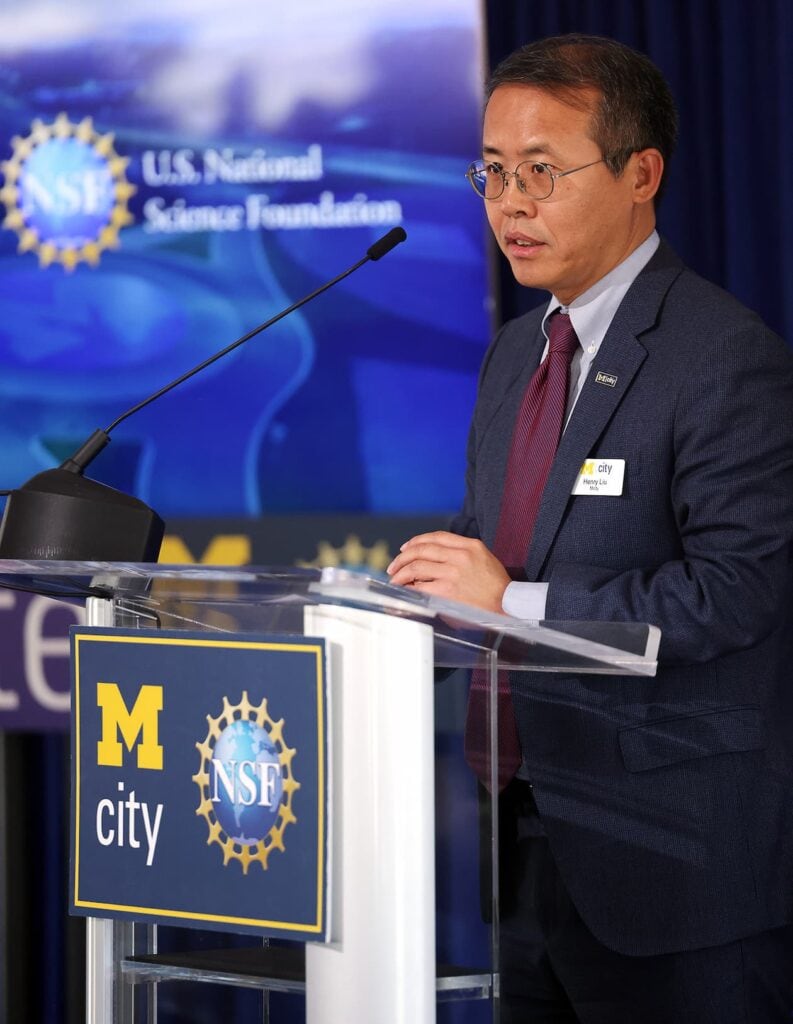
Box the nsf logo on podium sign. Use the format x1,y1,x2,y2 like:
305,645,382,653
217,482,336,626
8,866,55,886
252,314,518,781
70,628,329,940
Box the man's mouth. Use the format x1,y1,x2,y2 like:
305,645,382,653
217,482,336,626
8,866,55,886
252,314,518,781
505,234,545,253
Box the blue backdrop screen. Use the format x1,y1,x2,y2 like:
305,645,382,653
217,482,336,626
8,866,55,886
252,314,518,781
0,0,489,516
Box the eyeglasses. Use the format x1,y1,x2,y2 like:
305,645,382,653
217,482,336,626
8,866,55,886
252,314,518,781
465,158,604,201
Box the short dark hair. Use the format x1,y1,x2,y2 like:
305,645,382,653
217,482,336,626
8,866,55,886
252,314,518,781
487,34,678,201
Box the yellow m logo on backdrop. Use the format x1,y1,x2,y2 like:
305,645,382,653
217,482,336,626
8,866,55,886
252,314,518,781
158,535,251,565
96,683,164,770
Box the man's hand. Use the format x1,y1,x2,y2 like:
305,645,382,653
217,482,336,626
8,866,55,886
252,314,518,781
386,531,510,614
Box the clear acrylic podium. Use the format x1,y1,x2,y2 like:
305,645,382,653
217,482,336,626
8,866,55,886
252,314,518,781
0,560,659,1024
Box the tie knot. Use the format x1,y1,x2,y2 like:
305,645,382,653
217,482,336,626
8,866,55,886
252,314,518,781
547,311,579,361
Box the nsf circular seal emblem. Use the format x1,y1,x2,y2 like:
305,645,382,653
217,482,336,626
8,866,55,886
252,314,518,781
193,692,300,874
0,112,136,271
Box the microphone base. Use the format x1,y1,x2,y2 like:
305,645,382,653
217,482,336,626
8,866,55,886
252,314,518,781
0,469,164,563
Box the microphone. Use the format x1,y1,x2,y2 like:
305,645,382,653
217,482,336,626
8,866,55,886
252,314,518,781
366,227,406,261
0,226,407,562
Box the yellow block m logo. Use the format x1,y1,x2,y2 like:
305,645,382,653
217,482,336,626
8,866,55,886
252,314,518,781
96,683,163,770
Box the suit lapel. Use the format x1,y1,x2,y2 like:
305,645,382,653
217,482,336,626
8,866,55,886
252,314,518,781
524,332,647,580
523,246,684,581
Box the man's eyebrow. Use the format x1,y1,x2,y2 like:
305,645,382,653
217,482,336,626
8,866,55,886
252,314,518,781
482,143,559,160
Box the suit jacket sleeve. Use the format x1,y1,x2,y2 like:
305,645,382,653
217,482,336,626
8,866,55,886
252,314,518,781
545,320,793,665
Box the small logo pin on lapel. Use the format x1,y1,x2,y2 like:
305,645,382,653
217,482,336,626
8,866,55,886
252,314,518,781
595,371,618,388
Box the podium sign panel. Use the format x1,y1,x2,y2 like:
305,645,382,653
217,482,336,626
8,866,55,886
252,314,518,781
0,561,659,1024
70,627,330,941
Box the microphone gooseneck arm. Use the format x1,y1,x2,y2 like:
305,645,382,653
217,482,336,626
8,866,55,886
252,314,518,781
59,226,408,476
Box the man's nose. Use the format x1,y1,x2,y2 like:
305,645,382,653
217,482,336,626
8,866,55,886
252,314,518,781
499,181,537,217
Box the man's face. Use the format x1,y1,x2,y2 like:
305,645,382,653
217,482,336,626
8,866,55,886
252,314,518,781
482,84,654,305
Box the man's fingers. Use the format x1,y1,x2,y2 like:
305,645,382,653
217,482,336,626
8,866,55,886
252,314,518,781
388,557,460,587
399,531,475,553
409,579,451,598
387,534,483,576
388,545,466,578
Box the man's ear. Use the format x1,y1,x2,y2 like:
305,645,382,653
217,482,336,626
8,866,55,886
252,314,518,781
631,148,664,204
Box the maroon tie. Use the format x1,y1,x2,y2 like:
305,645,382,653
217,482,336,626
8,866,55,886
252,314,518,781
464,312,579,790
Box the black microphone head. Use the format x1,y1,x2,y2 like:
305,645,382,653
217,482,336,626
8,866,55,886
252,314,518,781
366,226,407,261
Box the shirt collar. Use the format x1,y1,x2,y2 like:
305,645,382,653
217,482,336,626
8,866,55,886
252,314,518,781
541,230,660,352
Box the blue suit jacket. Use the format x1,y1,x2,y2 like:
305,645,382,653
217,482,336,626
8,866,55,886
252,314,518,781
453,240,793,956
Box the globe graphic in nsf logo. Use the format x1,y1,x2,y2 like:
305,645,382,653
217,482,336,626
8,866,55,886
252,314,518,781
21,137,115,247
212,720,284,845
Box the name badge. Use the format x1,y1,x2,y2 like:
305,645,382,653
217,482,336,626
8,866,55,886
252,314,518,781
572,459,625,496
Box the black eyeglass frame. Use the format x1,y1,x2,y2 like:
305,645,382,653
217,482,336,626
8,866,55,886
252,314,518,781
465,158,605,201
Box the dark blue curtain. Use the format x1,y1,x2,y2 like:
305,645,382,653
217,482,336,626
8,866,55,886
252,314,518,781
485,0,793,346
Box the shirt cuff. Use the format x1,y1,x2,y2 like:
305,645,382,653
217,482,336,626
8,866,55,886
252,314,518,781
502,581,549,620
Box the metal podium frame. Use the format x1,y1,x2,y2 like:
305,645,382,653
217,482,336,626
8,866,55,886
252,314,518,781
0,560,659,1024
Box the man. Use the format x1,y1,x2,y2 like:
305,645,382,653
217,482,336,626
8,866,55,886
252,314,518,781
387,34,793,1023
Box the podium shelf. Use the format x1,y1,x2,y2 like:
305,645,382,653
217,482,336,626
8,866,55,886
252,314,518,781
121,946,491,1002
